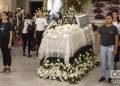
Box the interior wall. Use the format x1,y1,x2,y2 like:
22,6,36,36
11,0,17,11
25,0,43,13
0,0,17,12
0,0,11,12
0,0,47,12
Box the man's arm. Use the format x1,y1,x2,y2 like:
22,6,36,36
44,25,47,29
43,18,48,30
97,33,101,54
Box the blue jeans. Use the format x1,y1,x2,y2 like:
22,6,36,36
100,45,115,78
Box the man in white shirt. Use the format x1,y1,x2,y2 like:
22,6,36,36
35,10,48,55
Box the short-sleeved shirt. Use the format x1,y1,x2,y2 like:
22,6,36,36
0,22,13,38
35,18,48,31
99,25,118,46
113,21,120,34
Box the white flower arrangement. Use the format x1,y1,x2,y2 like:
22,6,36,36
37,48,97,84
68,6,76,16
46,24,80,39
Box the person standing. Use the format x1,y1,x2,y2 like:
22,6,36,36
97,14,118,83
112,11,120,69
35,10,48,55
22,14,33,57
0,12,13,73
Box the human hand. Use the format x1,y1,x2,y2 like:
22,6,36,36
8,43,12,49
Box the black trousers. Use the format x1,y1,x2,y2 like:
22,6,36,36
114,35,120,62
36,31,44,53
1,37,12,66
22,33,32,55
114,46,120,62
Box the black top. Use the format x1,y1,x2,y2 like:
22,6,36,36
0,22,13,38
0,19,2,24
99,25,118,46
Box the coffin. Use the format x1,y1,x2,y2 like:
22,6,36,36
75,13,89,28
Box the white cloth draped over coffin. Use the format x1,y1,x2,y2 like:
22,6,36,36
38,25,94,64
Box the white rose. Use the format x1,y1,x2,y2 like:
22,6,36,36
57,59,60,62
45,70,48,74
63,66,66,70
60,63,63,66
50,63,53,65
70,74,74,78
56,71,61,76
40,74,44,77
53,77,56,80
79,54,82,57
83,54,86,57
74,73,78,77
72,79,74,82
90,49,92,51
64,77,68,80
75,59,77,62
90,56,93,59
78,57,81,61
85,67,87,71
70,70,73,73
37,70,41,74
84,27,88,30
44,63,48,67
55,63,58,66
88,24,92,28
46,60,49,63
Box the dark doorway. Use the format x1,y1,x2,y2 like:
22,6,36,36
30,1,43,16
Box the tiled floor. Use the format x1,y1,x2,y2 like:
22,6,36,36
0,47,119,86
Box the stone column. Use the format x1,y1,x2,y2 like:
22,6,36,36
11,0,17,10
43,0,48,7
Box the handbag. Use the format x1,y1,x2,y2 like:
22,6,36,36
31,39,37,51
27,24,33,33
19,34,23,46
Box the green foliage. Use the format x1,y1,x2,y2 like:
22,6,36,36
66,0,91,12
92,0,98,3
80,0,90,6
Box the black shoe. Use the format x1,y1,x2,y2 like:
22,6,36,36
28,54,32,57
5,68,11,74
99,77,106,82
23,53,26,56
108,78,112,83
0,68,7,73
114,63,117,70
